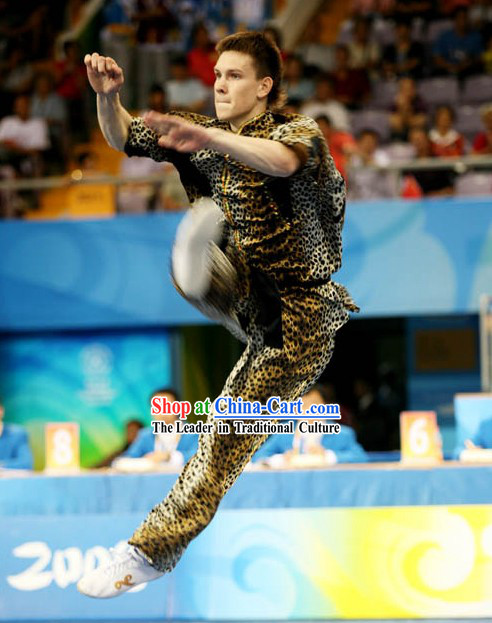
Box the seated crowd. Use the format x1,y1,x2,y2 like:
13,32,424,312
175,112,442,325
1,1,492,216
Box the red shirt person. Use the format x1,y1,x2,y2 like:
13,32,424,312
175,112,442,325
429,105,465,157
187,23,217,88
316,114,356,180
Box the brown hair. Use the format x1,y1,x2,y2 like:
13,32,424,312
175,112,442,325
216,31,286,110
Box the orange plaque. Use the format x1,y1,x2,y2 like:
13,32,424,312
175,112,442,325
45,423,80,471
400,411,443,464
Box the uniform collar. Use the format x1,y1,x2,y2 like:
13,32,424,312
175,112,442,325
235,110,274,135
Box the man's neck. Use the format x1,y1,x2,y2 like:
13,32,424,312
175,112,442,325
229,105,268,133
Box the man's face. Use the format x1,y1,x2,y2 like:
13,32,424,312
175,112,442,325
214,51,271,128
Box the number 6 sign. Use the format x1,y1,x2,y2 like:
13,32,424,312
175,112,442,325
400,411,443,464
45,423,80,472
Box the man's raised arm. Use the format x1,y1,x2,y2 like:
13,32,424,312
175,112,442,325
85,53,132,151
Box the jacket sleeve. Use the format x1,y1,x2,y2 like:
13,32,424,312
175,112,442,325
322,426,368,463
2,430,33,470
123,428,153,458
268,115,325,174
124,111,212,162
251,434,293,462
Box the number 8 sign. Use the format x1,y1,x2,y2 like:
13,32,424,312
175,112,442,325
45,423,80,472
400,411,443,464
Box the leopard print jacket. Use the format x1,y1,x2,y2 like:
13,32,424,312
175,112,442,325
124,111,348,290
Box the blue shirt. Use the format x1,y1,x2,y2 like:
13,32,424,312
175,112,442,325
433,29,482,65
471,418,492,449
0,424,33,470
124,427,198,463
252,424,368,463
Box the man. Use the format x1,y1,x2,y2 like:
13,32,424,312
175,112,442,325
166,54,209,113
347,129,395,200
433,7,483,80
315,114,356,180
95,418,144,468
78,31,357,599
0,400,33,470
0,94,50,176
252,384,366,466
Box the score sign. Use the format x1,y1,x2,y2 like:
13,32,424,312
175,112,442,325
45,423,80,471
400,411,443,464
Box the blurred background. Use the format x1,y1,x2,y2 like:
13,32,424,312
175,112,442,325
1,0,492,621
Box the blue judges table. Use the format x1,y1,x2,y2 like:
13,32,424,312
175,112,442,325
2,463,492,621
1,461,492,515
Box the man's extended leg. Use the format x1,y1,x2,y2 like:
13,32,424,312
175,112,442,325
127,284,349,571
78,228,350,597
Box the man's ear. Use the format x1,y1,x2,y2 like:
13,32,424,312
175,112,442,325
258,76,273,100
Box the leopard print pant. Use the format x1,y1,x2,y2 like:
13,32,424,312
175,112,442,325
128,246,351,572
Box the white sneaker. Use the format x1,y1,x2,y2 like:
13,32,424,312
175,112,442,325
77,542,164,598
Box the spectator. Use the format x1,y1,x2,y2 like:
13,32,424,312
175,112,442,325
31,72,68,172
187,23,217,88
144,83,168,114
0,399,33,470
283,98,302,114
166,54,208,113
433,7,483,79
0,94,50,177
132,0,178,44
473,103,492,154
96,419,144,468
389,76,427,140
316,114,357,180
347,129,395,199
296,17,335,72
330,44,370,109
402,127,455,197
31,72,67,130
0,43,35,116
118,152,171,213
429,105,465,157
54,40,88,141
262,25,288,61
283,56,315,102
301,74,350,131
252,384,367,466
346,16,381,72
382,21,426,80
121,388,198,468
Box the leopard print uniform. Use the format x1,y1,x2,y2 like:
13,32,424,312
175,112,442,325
124,111,358,572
